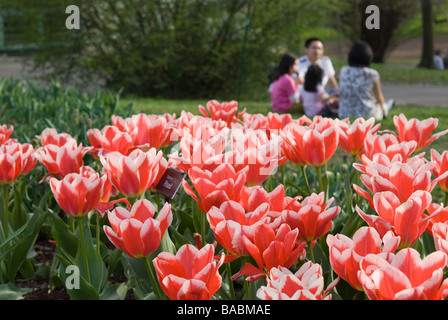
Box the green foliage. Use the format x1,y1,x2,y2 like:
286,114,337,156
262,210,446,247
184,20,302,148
1,0,338,100
0,78,133,145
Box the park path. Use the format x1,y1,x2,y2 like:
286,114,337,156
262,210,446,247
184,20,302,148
382,83,447,107
0,56,447,107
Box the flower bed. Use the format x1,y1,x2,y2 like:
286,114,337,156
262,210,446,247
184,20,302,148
1,93,448,300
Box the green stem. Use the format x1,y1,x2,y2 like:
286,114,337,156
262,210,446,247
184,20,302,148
444,192,448,207
77,216,91,283
225,251,236,300
156,192,161,212
300,166,311,195
307,241,315,263
316,166,324,194
201,211,206,247
1,184,10,239
241,257,251,300
281,164,285,186
144,255,164,300
96,213,101,257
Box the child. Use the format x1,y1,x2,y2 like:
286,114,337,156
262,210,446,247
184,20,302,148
270,54,302,114
299,64,339,117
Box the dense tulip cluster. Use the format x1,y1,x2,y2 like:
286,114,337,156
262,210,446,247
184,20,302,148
4,99,448,301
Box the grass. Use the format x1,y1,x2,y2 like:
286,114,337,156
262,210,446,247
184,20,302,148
119,96,448,153
331,58,448,85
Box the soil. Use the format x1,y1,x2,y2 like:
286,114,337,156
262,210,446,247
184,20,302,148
13,239,70,300
13,239,135,300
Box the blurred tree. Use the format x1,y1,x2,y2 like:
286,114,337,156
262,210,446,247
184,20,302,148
1,0,336,101
333,0,419,63
418,0,435,68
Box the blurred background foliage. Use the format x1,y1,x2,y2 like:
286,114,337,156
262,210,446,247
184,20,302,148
0,0,447,101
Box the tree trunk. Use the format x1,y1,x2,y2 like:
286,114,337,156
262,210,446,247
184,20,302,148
418,0,434,68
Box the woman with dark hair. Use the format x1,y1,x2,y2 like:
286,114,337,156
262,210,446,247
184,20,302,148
338,41,394,120
270,54,302,113
299,64,339,117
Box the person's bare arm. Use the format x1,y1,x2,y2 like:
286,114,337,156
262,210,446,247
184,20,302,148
373,78,387,114
327,76,338,90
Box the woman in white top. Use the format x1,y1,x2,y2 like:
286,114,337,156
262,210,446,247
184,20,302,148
338,41,394,120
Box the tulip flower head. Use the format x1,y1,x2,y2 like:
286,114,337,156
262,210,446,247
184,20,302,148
257,263,339,300
281,120,339,168
353,153,444,207
337,117,380,157
206,200,272,258
153,243,224,300
35,139,91,181
358,248,448,300
393,113,448,153
37,128,75,147
432,222,448,263
226,126,283,186
198,99,245,128
356,190,440,248
112,113,172,151
0,140,36,184
231,223,305,281
431,149,448,192
327,227,400,291
0,124,14,145
49,168,107,217
283,192,341,243
182,163,247,213
87,125,136,157
100,148,163,199
104,199,172,258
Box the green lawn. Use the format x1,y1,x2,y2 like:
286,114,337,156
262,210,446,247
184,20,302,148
331,58,448,85
119,96,448,153
120,56,448,152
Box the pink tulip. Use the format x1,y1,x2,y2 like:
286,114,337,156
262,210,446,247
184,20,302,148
281,120,339,168
239,184,302,213
360,131,417,162
327,227,400,291
100,148,163,199
358,248,448,300
0,141,33,183
198,100,245,127
35,139,91,181
356,190,440,248
353,153,443,206
168,125,227,173
206,200,271,259
337,117,380,157
257,263,338,300
283,192,341,243
182,163,247,213
393,113,448,153
87,125,136,156
0,124,14,145
153,244,224,300
226,126,283,186
267,112,293,130
432,222,448,264
430,149,448,192
37,128,75,147
232,223,305,281
104,199,172,258
49,168,107,217
112,113,172,150
241,113,268,131
426,203,448,236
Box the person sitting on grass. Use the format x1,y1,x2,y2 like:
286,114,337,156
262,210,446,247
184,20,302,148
270,54,303,114
299,64,339,118
338,41,394,120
